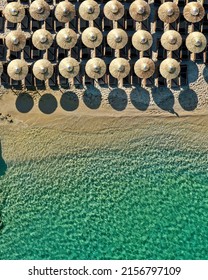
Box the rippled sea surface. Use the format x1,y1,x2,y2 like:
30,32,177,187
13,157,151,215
0,123,208,260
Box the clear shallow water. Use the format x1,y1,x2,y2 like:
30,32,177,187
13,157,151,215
0,145,208,260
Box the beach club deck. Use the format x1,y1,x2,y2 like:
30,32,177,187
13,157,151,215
0,0,207,89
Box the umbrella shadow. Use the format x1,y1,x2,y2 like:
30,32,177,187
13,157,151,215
152,87,178,115
0,141,7,177
203,65,208,83
130,87,150,111
179,89,198,111
83,86,102,109
15,93,34,113
108,88,128,111
186,61,199,83
38,94,58,114
60,91,79,112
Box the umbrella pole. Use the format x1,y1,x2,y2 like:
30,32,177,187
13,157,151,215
42,21,49,89
113,20,123,88
66,20,74,88
140,51,146,87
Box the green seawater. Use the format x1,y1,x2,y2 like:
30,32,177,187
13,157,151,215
0,141,208,259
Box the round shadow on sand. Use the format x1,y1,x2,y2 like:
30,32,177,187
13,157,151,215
179,89,198,111
108,88,128,111
39,94,58,114
60,91,79,111
16,93,34,113
203,66,208,83
152,87,175,113
83,86,102,109
186,61,199,83
130,87,150,111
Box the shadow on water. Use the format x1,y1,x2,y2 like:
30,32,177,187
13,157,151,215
60,91,79,111
130,87,150,111
179,89,198,111
83,86,102,109
0,141,7,177
152,87,178,116
108,88,128,111
38,94,58,114
16,93,34,113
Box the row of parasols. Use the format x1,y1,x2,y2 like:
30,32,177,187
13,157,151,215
0,57,181,81
2,0,207,24
4,27,207,54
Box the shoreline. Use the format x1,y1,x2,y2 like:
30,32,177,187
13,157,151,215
0,87,208,163
0,86,208,129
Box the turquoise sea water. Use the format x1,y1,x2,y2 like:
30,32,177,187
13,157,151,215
0,135,208,260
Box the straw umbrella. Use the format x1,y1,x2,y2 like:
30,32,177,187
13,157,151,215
3,2,25,23
129,0,150,22
134,58,155,79
158,2,180,23
56,28,77,49
32,29,53,50
160,58,180,79
33,59,53,81
109,58,130,79
5,30,26,52
107,29,128,49
29,0,50,21
59,57,80,78
82,27,103,48
7,59,28,80
79,0,100,21
0,62,3,76
103,0,124,21
183,2,205,23
55,1,75,23
132,30,153,51
85,58,106,79
186,32,207,53
161,30,182,51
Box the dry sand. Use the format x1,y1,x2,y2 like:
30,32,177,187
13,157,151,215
0,77,208,164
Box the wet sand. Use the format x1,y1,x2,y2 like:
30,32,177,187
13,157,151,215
0,88,208,260
0,87,208,164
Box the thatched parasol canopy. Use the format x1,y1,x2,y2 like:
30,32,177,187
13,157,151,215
186,32,207,53
103,0,124,21
158,2,180,23
59,57,80,78
129,0,150,22
79,0,100,21
82,27,103,48
107,28,128,49
132,30,153,51
134,58,155,79
32,29,53,50
7,59,28,80
109,58,130,79
29,0,50,21
33,59,53,80
0,62,3,76
56,28,77,49
161,30,182,51
85,58,106,79
3,2,25,23
160,58,180,79
55,1,75,23
183,2,205,23
5,30,26,52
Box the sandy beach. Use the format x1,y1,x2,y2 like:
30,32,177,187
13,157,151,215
0,82,208,164
1,85,208,260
